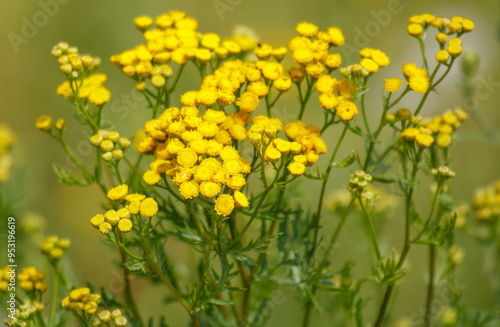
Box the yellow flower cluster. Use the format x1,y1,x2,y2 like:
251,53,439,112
0,268,14,292
40,235,70,260
0,124,16,183
401,127,434,148
284,121,327,167
51,42,111,106
289,22,345,68
419,109,467,148
91,186,158,234
402,63,429,94
62,287,101,315
18,266,47,294
112,10,255,92
406,14,474,61
90,130,131,162
473,180,500,221
137,104,254,216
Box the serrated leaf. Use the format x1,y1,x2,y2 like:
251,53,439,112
124,260,147,273
333,150,358,168
52,165,93,186
371,175,395,184
208,298,235,306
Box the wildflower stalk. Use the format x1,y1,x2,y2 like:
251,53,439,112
357,195,382,260
308,123,349,258
424,244,436,327
49,268,59,327
374,149,423,327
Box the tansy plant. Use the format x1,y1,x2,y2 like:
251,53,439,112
27,10,493,327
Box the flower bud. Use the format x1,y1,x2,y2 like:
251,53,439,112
55,119,66,131
102,152,113,162
90,134,103,147
396,108,412,121
36,115,52,131
112,149,124,161
60,64,73,74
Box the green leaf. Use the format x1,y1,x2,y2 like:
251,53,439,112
333,150,358,168
124,260,147,273
207,298,235,306
52,165,93,186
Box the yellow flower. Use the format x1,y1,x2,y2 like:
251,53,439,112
272,47,288,60
247,81,269,98
177,148,198,168
318,93,340,110
140,197,158,217
336,101,358,121
234,191,249,207
326,27,345,46
197,89,218,107
151,75,166,88
296,22,319,37
325,53,342,69
461,18,475,32
288,162,306,176
90,214,105,228
416,133,434,148
105,210,120,226
436,133,452,148
143,170,161,185
384,78,403,93
262,62,283,80
408,76,429,93
402,63,427,78
99,222,112,235
200,181,221,198
401,128,420,141
305,62,324,79
292,49,314,65
36,115,53,131
180,181,200,199
360,58,379,73
89,87,111,106
236,92,260,112
436,50,450,63
215,194,235,217
273,77,292,92
107,184,128,201
254,43,273,59
407,23,423,36
134,16,153,31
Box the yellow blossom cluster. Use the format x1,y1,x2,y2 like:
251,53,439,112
18,266,47,294
0,268,14,292
473,180,500,221
359,47,390,74
400,127,434,148
40,235,71,260
402,63,429,94
406,14,474,61
62,287,101,315
51,42,111,106
137,106,254,217
90,130,131,162
419,109,467,148
0,124,16,183
91,186,158,234
111,10,256,92
284,121,327,166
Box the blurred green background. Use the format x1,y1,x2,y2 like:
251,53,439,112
1,0,500,325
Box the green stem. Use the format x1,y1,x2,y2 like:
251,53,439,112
49,265,59,327
424,245,436,327
360,79,372,139
358,195,382,260
308,123,349,258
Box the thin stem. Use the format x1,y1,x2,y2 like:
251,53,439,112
119,240,144,327
419,36,429,72
358,195,382,261
424,245,436,327
308,123,349,258
49,264,59,327
360,79,372,139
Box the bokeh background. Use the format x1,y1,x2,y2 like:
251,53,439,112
1,0,500,325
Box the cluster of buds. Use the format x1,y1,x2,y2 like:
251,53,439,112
62,287,101,315
339,63,370,79
18,267,47,295
51,42,101,80
347,170,373,194
472,180,500,221
385,108,423,126
94,309,128,326
91,208,133,235
40,235,71,261
90,130,131,162
431,166,456,181
35,116,66,133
